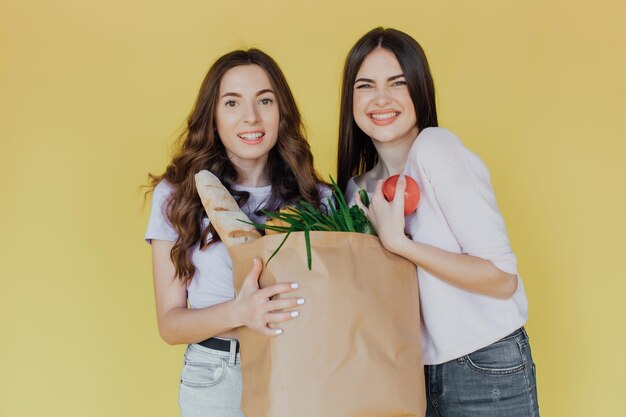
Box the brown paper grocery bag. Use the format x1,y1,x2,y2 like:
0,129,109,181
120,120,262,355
229,231,425,417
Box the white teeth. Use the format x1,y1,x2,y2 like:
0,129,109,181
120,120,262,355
370,112,399,120
238,132,264,140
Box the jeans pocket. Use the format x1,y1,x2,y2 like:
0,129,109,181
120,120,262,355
180,346,227,388
180,358,226,388
465,337,525,375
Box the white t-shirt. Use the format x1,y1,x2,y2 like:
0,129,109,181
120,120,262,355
145,180,275,309
345,127,528,365
145,180,332,310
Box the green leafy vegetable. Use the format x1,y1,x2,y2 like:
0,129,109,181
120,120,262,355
358,189,370,208
240,176,375,270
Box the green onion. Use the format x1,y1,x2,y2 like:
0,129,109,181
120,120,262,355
239,176,375,270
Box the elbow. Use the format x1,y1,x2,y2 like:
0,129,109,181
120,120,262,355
160,333,178,346
158,323,183,346
494,272,518,300
158,327,176,345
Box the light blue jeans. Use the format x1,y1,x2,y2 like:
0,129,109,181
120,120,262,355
179,341,243,417
425,327,540,417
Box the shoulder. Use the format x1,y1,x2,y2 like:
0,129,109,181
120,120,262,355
410,128,494,189
145,179,179,241
316,182,335,211
316,182,333,197
411,127,466,160
409,127,475,172
153,179,175,197
151,179,177,210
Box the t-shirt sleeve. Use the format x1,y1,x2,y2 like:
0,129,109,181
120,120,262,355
411,128,518,275
145,181,179,244
317,183,336,213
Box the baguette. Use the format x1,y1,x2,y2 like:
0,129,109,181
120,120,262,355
194,170,261,247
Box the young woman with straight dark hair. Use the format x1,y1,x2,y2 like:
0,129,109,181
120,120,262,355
338,28,540,417
146,49,327,417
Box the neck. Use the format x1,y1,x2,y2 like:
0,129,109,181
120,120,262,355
370,128,419,178
229,154,270,187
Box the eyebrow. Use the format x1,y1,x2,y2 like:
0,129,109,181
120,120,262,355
354,74,405,84
220,88,275,99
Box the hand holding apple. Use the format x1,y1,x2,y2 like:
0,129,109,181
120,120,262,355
382,174,420,215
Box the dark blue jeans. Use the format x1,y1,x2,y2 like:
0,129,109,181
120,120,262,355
425,328,539,417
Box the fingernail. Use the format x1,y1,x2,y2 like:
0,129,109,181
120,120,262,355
291,282,299,289
290,311,299,318
275,329,283,335
297,298,306,305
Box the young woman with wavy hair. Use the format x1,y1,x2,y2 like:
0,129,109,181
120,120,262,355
338,28,540,417
145,49,326,417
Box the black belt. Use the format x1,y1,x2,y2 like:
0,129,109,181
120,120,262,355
198,337,240,354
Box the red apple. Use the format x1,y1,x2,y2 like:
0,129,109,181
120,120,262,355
382,175,420,215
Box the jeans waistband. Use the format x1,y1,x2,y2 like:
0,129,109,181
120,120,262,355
198,337,239,355
499,327,527,342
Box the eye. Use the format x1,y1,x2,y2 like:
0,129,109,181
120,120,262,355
355,83,372,90
259,97,273,105
225,100,238,107
392,80,407,87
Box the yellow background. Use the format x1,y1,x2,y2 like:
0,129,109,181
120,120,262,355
1,0,624,416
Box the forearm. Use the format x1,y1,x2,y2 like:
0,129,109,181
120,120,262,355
389,237,518,299
158,300,241,345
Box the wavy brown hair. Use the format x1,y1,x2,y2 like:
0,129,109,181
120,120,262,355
337,27,438,193
148,49,324,284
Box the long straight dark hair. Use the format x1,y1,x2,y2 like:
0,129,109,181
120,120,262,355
337,27,439,193
148,49,323,284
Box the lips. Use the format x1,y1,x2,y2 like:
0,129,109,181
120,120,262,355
237,130,265,144
368,110,400,126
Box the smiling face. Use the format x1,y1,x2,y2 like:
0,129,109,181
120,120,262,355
215,64,280,169
352,47,418,146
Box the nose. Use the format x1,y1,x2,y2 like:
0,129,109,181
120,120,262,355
373,86,392,107
243,102,260,124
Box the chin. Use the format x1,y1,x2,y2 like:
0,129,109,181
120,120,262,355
373,126,418,144
235,147,272,161
369,130,402,143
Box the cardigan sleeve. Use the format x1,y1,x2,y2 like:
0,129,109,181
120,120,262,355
410,128,518,275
